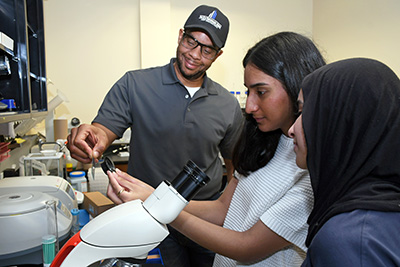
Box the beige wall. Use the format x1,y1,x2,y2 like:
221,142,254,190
43,0,141,126
43,0,313,126
313,0,400,76
43,0,400,130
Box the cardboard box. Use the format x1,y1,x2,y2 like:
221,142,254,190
83,191,115,218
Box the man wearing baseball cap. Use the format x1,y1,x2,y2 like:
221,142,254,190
68,5,243,266
183,5,229,49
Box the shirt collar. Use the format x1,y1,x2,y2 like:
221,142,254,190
162,58,218,95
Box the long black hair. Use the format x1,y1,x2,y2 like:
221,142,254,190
232,32,326,176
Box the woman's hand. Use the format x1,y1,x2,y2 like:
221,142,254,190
107,168,154,204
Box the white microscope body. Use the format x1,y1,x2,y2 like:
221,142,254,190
51,160,209,267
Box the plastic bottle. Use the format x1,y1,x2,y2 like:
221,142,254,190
70,208,80,236
240,91,247,108
69,171,87,192
235,91,241,102
66,162,73,173
65,150,77,173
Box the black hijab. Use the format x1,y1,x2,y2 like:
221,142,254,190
302,58,400,246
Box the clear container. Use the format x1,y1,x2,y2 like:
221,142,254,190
43,200,59,266
42,235,56,267
24,151,64,177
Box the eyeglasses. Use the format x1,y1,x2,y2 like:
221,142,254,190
181,32,220,60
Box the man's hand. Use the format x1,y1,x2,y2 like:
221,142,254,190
67,123,114,163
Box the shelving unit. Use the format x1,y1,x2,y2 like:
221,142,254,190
0,42,14,58
0,0,47,124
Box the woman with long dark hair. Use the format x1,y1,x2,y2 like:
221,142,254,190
107,32,326,266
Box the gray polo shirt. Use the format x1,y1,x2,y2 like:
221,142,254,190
93,58,243,199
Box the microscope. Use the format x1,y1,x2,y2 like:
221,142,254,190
51,160,210,266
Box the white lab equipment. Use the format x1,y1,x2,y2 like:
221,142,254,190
0,176,78,266
23,151,64,178
51,160,209,267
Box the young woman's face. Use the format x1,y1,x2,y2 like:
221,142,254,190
288,90,308,169
244,63,294,135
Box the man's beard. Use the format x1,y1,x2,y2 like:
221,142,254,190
176,56,206,81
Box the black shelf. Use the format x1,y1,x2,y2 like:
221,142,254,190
0,0,47,124
0,43,15,58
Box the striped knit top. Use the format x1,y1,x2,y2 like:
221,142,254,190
213,135,313,266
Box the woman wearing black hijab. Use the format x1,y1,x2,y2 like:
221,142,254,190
289,58,400,266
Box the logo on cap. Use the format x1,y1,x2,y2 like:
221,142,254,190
199,11,222,29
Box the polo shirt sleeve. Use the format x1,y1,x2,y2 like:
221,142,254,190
93,72,133,138
219,102,244,159
260,172,313,252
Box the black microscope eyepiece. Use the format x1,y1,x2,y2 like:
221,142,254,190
171,160,210,201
